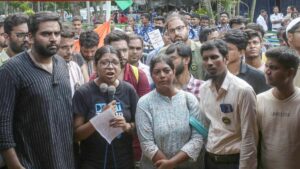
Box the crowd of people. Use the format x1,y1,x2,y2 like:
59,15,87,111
0,4,299,169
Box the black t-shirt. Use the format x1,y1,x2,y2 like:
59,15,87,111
73,81,139,169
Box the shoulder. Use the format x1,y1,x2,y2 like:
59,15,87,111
138,90,156,104
120,80,136,92
229,72,254,92
257,88,273,101
76,81,95,94
245,64,266,81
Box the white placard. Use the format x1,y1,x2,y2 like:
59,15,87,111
90,108,123,144
148,29,164,49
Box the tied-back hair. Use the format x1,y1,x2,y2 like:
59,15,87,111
94,45,122,64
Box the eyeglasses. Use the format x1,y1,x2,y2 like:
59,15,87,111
99,60,120,67
168,25,186,34
15,32,29,39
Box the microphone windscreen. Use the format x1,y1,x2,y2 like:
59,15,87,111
99,83,108,93
107,85,116,95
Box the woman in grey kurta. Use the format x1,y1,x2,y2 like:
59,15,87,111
136,55,203,169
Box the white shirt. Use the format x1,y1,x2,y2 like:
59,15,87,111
256,15,268,32
270,13,283,30
138,61,153,86
199,71,258,169
257,88,300,169
68,61,84,96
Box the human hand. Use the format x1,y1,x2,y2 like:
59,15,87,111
110,115,131,131
154,159,175,169
103,100,116,112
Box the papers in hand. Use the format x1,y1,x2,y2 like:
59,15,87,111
90,108,123,144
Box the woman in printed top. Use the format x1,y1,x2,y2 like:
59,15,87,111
135,54,204,169
72,45,139,169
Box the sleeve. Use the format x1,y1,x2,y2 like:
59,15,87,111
238,87,259,169
137,69,150,97
128,85,139,122
135,98,159,160
180,93,204,161
0,67,19,150
270,14,276,22
72,89,89,117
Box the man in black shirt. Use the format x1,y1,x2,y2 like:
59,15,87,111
224,29,270,94
0,12,75,169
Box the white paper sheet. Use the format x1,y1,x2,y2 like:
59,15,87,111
90,108,123,144
148,29,164,49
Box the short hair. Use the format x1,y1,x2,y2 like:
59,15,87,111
199,27,218,43
79,30,99,48
179,12,191,17
200,39,228,58
273,6,279,10
246,22,265,37
265,47,299,70
28,12,61,35
220,12,229,17
94,45,121,64
128,33,144,47
165,41,192,69
200,15,210,21
223,29,248,50
244,29,262,42
61,24,75,38
104,30,129,45
141,13,150,20
150,54,175,76
165,14,188,30
260,9,266,14
191,13,200,19
72,16,82,22
229,16,247,28
4,13,29,34
154,16,165,23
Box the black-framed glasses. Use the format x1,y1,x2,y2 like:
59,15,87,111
99,60,120,67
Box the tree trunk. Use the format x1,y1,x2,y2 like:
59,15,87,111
236,0,240,16
203,0,214,19
250,0,256,22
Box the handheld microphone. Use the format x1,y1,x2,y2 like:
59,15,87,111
99,83,108,93
107,85,116,103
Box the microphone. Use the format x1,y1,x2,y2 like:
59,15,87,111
99,83,108,93
107,85,116,103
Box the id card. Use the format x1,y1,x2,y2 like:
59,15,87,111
220,104,233,113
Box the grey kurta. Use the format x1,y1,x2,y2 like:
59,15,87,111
136,90,203,169
0,52,75,169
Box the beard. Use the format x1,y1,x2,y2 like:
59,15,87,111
33,42,58,58
10,41,29,54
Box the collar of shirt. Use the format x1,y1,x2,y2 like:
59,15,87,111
208,71,231,100
239,60,248,75
0,50,9,65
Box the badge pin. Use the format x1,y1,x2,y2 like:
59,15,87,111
191,65,197,71
222,117,231,125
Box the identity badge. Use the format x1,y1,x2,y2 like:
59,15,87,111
220,104,233,113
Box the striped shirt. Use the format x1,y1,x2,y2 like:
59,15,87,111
0,52,75,169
